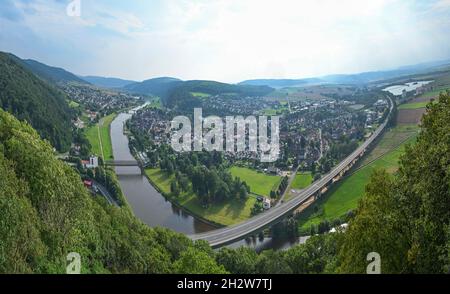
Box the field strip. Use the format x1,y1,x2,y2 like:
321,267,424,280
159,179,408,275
97,123,105,159
342,132,417,179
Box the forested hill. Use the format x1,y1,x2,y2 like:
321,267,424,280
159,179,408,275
123,77,273,110
0,52,73,151
123,77,183,97
164,80,273,110
0,109,227,273
6,52,89,85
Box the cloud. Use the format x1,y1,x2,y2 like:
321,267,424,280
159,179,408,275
1,0,450,82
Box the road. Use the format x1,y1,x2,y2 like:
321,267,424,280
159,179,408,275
276,165,299,206
190,97,393,248
92,179,119,206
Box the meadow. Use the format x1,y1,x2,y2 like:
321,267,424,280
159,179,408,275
85,113,117,160
398,101,428,110
145,168,256,226
284,172,313,202
229,166,282,197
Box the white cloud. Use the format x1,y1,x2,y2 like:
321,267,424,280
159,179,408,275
2,0,450,82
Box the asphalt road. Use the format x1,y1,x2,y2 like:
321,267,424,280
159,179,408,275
92,179,119,206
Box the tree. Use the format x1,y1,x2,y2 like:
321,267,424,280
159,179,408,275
177,174,189,192
170,180,180,197
254,250,292,274
173,248,228,274
338,92,450,273
216,247,257,274
270,190,276,199
238,185,248,200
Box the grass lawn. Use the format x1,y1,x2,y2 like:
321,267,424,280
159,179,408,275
261,108,279,115
67,100,80,108
284,172,313,202
398,101,429,110
145,168,256,226
229,166,282,196
291,172,313,190
85,113,116,160
147,97,162,109
191,92,211,99
297,125,418,230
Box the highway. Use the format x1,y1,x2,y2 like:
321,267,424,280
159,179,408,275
190,97,393,248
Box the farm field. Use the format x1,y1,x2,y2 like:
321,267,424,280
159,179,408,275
229,166,282,197
398,101,428,110
396,108,426,124
297,124,418,231
145,168,256,226
85,113,116,160
191,92,211,98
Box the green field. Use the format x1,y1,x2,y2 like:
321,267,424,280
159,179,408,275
67,100,80,108
85,113,116,160
284,172,313,202
147,97,162,109
297,125,418,230
398,101,429,109
190,92,211,98
145,168,256,226
229,166,282,196
291,172,313,190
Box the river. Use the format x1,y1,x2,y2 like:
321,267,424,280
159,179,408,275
110,111,215,234
110,107,307,249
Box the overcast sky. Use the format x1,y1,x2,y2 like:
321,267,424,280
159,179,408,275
1,0,450,83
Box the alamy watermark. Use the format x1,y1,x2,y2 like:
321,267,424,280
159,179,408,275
366,252,381,274
66,252,81,274
66,0,81,17
171,108,280,162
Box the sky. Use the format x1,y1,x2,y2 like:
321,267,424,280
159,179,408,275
1,0,450,83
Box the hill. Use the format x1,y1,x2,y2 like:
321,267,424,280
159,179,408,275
240,78,323,88
123,77,272,109
123,77,182,97
0,109,227,274
164,80,273,109
0,52,73,151
80,75,136,88
4,53,89,85
240,59,450,88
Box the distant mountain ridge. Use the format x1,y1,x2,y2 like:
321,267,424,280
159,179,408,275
123,77,183,97
240,59,450,88
80,76,136,88
7,54,89,85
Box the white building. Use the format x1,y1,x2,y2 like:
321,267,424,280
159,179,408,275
85,156,99,169
263,198,271,210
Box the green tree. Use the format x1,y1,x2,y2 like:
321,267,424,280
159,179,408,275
173,248,228,274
